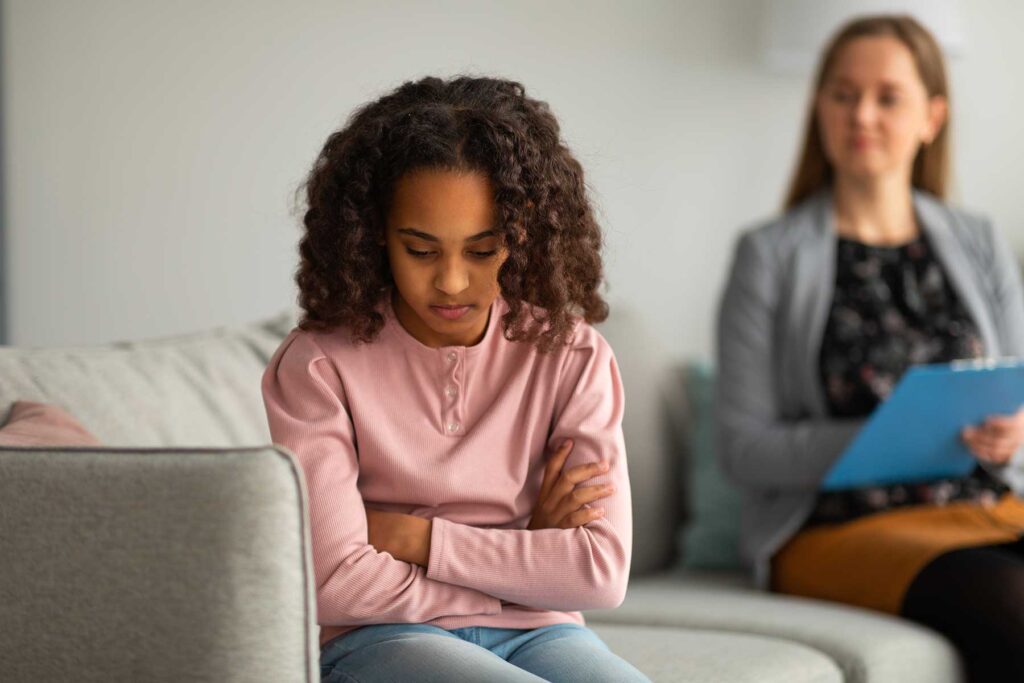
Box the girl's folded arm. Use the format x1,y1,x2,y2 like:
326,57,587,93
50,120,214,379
425,329,632,611
262,332,501,625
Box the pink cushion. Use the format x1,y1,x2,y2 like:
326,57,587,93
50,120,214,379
0,401,101,447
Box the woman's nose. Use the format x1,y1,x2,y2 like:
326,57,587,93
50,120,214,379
851,95,877,126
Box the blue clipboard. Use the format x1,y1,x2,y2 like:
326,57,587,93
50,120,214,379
821,359,1024,491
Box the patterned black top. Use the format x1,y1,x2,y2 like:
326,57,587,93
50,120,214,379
808,234,1007,525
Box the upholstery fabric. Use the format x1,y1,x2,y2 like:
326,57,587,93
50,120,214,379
0,446,316,683
586,572,964,683
590,623,843,682
596,309,685,575
0,313,296,447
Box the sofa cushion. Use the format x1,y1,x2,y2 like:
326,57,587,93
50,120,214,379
586,571,964,683
590,623,842,682
0,401,101,446
0,313,296,448
678,363,743,569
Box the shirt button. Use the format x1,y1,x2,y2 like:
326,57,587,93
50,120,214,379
447,351,458,362
448,422,461,433
445,385,458,398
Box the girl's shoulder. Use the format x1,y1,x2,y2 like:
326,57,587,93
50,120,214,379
499,298,613,359
268,322,369,372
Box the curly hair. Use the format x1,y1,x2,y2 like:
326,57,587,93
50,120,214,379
296,75,608,351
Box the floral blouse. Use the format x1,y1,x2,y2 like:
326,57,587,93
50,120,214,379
808,234,1007,525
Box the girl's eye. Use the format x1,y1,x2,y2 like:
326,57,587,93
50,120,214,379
405,247,433,258
469,250,498,259
879,93,900,107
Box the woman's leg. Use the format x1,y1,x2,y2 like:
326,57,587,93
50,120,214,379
491,623,650,683
319,624,545,683
901,543,1024,682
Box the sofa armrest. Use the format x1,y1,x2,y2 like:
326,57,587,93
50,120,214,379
0,446,316,683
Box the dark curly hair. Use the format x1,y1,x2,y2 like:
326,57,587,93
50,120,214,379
296,75,608,351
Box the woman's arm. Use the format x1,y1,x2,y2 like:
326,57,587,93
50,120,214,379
262,332,501,626
715,231,864,493
411,329,632,612
963,219,1024,490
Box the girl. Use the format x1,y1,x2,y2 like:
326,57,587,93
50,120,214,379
716,15,1024,680
262,76,648,682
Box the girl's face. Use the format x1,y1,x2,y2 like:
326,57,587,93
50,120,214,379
816,35,946,184
385,168,508,348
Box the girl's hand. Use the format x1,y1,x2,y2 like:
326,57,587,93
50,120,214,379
365,508,432,567
527,439,615,530
962,407,1024,465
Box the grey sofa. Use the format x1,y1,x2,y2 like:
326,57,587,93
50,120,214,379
0,311,964,682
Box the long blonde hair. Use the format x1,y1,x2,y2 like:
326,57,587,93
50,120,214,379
784,15,950,209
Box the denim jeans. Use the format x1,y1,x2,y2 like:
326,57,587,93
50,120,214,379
319,622,651,682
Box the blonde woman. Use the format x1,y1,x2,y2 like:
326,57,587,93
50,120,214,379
716,15,1024,680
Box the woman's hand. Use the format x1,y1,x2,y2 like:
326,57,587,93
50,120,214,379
962,407,1024,465
527,439,615,530
365,509,432,567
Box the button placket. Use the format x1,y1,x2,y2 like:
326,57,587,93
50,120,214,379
442,348,465,436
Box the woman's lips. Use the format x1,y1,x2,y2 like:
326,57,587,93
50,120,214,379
430,304,473,321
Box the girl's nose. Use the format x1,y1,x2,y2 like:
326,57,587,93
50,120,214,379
434,258,470,295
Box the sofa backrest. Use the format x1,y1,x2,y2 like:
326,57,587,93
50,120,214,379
0,308,690,576
0,313,296,447
596,308,690,576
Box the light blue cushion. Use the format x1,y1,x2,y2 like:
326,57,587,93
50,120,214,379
679,362,744,569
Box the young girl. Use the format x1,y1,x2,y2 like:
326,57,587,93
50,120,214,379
262,76,648,682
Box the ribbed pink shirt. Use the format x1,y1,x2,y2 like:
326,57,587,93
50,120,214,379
261,299,632,645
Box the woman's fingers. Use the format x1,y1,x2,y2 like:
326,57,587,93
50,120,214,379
559,506,605,529
550,483,615,523
964,429,1015,464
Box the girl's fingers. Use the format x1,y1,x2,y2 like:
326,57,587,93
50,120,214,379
559,506,605,529
551,483,615,522
549,460,609,503
539,439,573,503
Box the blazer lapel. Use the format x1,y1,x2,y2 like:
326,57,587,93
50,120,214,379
914,191,1000,356
788,190,836,418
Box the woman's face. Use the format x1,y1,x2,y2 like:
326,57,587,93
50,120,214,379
385,168,508,348
816,35,946,184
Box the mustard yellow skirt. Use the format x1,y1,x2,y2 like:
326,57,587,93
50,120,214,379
772,494,1024,614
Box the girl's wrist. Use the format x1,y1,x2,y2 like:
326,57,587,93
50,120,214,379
404,516,432,567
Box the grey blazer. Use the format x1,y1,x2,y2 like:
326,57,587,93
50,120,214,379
715,189,1024,587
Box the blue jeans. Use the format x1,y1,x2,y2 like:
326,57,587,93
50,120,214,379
319,622,650,682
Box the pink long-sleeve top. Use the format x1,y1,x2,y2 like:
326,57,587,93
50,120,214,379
261,298,632,646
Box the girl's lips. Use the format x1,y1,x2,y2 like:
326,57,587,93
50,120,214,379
430,305,473,321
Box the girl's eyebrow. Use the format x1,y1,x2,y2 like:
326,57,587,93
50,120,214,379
397,228,497,242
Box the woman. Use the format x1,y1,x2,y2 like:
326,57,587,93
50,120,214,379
716,15,1024,680
262,76,648,682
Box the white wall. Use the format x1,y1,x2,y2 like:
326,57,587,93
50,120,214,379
3,0,1023,362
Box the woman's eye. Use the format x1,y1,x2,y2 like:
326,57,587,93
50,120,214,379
469,250,498,259
831,90,855,104
879,93,900,107
405,247,433,258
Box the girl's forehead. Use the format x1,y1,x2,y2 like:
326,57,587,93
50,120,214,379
387,168,496,240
